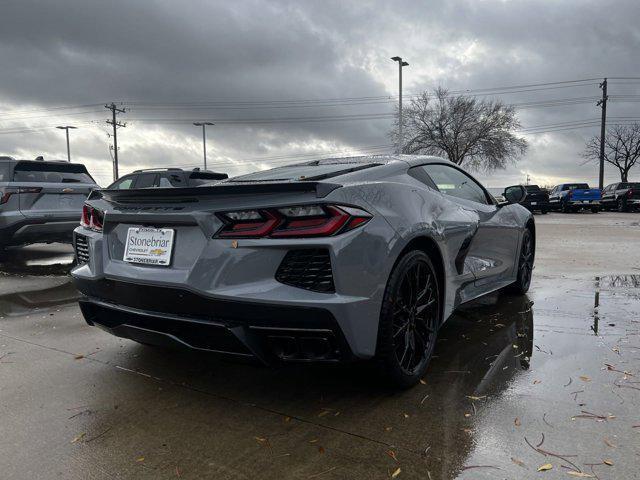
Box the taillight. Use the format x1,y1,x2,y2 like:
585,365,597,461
81,204,104,232
627,189,634,198
215,204,372,238
0,187,42,204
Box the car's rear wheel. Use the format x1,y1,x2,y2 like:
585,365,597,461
508,229,534,294
591,206,600,213
377,250,440,388
540,208,548,214
561,200,571,213
617,199,627,212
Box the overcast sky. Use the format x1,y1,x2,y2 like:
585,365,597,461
1,0,639,187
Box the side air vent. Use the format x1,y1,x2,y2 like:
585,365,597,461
276,249,335,293
74,233,90,264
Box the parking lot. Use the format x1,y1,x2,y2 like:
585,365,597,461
1,212,639,480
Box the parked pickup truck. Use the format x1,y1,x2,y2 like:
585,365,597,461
601,182,640,212
513,184,550,214
548,183,601,213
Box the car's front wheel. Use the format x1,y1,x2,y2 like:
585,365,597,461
377,250,440,388
617,198,627,212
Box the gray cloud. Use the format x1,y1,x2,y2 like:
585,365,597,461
1,0,639,187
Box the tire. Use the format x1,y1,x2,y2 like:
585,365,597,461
617,199,627,212
376,250,440,388
508,229,534,295
540,208,548,215
561,200,571,213
591,207,600,213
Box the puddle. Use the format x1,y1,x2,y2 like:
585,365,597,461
0,244,75,276
0,278,79,317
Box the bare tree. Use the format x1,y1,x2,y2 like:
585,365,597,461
395,88,527,171
583,124,640,182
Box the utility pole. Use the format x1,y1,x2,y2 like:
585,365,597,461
597,78,608,190
56,126,77,162
193,122,214,170
391,56,409,154
105,103,126,181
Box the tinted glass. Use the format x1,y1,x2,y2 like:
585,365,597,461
188,171,228,186
134,173,158,189
619,183,640,189
111,177,134,189
422,164,488,205
525,185,541,192
0,164,9,182
159,173,185,187
562,183,590,190
13,162,95,183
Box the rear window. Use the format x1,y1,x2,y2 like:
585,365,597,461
0,164,9,182
13,162,95,184
562,183,590,190
619,183,640,189
228,163,379,182
525,185,541,192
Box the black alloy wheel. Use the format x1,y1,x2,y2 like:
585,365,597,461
617,198,627,212
509,229,534,294
377,250,440,387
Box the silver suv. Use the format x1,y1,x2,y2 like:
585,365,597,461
0,156,98,249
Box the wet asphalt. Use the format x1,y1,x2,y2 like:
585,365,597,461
0,213,639,480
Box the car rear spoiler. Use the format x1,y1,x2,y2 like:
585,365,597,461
90,181,341,203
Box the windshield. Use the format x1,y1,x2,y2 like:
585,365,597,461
13,162,95,184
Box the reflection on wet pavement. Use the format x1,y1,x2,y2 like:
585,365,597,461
0,243,75,276
0,275,638,479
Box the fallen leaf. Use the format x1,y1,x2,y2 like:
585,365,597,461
537,463,553,472
74,355,85,360
419,379,427,385
403,413,409,418
567,471,594,478
384,426,393,432
136,457,145,462
464,413,471,418
533,379,541,384
603,437,616,448
387,450,398,462
514,417,521,427
466,395,486,401
254,436,267,443
603,459,613,466
70,433,85,444
318,446,325,454
391,467,401,478
309,439,319,444
579,376,591,382
284,416,291,422
511,457,525,467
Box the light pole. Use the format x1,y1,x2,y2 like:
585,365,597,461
391,56,409,154
56,126,77,162
193,122,214,170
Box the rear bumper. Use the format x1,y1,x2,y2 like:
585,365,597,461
567,200,600,205
74,277,354,364
522,201,549,210
0,216,78,246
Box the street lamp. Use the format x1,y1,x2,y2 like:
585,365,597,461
193,122,214,170
56,126,77,162
391,56,409,154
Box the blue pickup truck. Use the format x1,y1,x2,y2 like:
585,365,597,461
548,183,602,213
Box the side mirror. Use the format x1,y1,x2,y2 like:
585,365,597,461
500,185,527,206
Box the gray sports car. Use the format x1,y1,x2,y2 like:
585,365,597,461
71,155,534,387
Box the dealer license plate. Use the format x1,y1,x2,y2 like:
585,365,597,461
124,227,175,266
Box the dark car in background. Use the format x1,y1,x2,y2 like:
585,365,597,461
0,157,98,249
601,182,640,212
548,183,601,213
108,167,228,189
509,184,549,214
